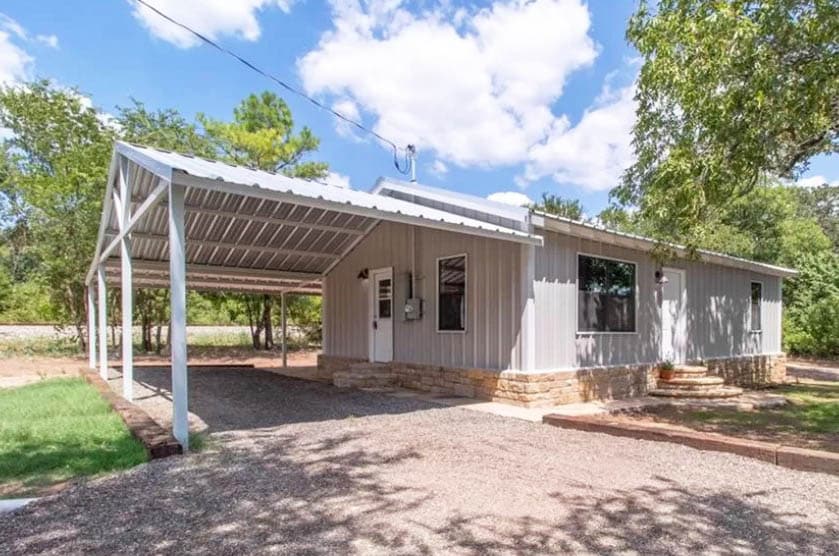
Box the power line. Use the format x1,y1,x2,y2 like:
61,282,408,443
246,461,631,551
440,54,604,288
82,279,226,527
132,0,413,175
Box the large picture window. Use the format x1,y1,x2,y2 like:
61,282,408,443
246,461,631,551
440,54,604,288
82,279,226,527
577,254,636,333
438,255,466,332
750,282,762,331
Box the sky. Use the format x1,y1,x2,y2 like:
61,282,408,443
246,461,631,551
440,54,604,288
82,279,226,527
1,0,836,216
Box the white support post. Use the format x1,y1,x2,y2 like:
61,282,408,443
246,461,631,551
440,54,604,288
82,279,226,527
168,182,189,450
119,159,134,400
520,244,536,371
281,292,287,368
87,286,96,369
97,266,108,380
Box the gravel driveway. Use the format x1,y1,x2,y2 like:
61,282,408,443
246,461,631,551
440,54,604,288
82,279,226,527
2,368,838,555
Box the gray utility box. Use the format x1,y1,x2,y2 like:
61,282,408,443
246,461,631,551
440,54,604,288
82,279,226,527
403,298,423,320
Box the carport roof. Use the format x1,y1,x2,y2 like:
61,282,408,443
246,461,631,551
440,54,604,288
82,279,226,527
86,142,542,293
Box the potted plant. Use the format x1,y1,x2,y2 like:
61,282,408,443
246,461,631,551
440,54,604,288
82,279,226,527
659,360,675,380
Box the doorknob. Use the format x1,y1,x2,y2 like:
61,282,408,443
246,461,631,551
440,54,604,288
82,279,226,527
373,320,378,330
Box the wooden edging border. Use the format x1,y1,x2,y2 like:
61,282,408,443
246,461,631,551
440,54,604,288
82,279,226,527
79,369,182,459
543,414,839,476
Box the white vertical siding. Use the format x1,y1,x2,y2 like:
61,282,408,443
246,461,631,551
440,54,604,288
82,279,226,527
324,221,523,370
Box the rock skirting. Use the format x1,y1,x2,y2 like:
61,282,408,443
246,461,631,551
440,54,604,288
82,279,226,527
318,353,786,407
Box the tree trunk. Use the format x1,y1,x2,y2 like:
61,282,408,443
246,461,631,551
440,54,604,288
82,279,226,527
262,295,273,350
155,325,163,354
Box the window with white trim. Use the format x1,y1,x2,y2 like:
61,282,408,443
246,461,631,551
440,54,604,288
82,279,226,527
750,282,762,331
437,255,466,332
577,254,636,332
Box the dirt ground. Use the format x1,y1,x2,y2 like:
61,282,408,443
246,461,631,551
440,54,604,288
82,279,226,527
0,349,319,389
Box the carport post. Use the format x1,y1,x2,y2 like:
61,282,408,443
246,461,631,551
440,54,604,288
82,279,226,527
119,159,134,401
281,292,287,368
97,266,108,380
87,286,96,369
168,182,189,451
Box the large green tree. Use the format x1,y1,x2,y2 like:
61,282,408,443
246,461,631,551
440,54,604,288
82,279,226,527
531,193,584,221
0,81,115,344
617,0,839,250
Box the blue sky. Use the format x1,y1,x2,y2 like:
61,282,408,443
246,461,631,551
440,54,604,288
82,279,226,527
1,0,836,215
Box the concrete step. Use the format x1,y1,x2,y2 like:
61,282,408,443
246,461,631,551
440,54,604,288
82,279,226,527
649,386,743,399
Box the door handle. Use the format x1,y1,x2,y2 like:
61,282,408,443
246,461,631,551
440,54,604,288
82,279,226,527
373,320,378,330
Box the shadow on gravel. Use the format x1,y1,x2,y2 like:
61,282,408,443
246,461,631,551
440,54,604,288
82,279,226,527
128,366,440,432
433,476,839,554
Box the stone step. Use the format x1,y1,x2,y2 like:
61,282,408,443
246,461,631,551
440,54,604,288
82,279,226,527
672,365,708,374
349,362,391,371
658,376,725,388
649,386,743,399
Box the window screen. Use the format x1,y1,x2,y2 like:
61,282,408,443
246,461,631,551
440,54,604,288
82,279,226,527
577,255,636,332
750,282,762,331
438,255,466,331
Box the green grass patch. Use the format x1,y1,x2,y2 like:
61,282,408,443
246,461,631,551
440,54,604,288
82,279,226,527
0,378,148,497
646,381,839,452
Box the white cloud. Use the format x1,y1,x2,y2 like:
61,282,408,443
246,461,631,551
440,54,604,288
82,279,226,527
323,171,351,189
131,0,294,49
299,0,598,168
429,159,448,177
0,14,33,86
795,175,838,188
523,81,637,190
487,191,532,207
331,98,362,139
35,34,59,49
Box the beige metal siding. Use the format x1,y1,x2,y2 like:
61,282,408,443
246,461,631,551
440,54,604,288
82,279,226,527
324,221,523,370
533,231,784,370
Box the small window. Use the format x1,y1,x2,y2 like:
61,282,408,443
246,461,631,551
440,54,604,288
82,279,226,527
377,278,392,319
750,282,762,331
438,255,466,332
578,255,636,332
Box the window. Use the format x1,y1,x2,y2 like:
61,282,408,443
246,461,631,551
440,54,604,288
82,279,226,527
437,255,466,332
750,282,762,331
377,278,392,318
577,255,636,332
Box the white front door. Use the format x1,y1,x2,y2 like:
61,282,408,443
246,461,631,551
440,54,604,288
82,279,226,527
661,268,687,363
369,268,394,362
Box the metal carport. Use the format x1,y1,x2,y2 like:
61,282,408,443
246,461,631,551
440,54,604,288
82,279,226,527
86,142,542,449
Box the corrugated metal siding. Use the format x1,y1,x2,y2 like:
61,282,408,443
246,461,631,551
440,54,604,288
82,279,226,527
324,221,523,370
533,231,783,370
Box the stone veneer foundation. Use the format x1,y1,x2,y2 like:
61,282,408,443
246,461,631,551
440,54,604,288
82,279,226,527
318,353,787,407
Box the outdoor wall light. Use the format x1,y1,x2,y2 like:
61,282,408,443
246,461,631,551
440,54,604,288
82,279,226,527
655,270,669,285
357,268,369,282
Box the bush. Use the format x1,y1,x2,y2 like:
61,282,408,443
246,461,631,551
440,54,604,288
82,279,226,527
784,294,839,356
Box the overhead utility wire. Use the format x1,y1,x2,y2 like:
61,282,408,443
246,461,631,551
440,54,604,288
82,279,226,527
133,0,413,175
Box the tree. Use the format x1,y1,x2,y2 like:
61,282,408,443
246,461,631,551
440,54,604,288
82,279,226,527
783,251,839,355
200,92,329,348
616,0,839,250
795,184,839,249
0,81,115,346
200,91,328,178
531,193,584,220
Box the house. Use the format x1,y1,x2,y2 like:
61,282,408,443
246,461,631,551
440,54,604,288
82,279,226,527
88,143,795,446
319,179,794,406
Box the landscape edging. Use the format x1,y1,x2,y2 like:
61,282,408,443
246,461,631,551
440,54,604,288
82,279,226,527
543,414,839,476
79,369,182,459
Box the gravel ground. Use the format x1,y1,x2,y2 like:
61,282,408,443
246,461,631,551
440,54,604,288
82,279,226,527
1,368,838,555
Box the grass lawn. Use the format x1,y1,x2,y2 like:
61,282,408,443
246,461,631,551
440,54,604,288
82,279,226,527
0,378,148,498
635,380,839,452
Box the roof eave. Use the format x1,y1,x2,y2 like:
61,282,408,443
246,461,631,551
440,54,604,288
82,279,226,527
534,211,798,278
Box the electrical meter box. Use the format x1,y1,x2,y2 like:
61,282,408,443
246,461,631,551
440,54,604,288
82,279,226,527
403,298,423,320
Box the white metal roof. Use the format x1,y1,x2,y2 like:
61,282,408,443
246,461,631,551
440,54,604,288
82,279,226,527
87,142,542,293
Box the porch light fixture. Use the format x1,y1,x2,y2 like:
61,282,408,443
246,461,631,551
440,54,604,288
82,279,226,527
357,268,369,282
655,270,669,285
